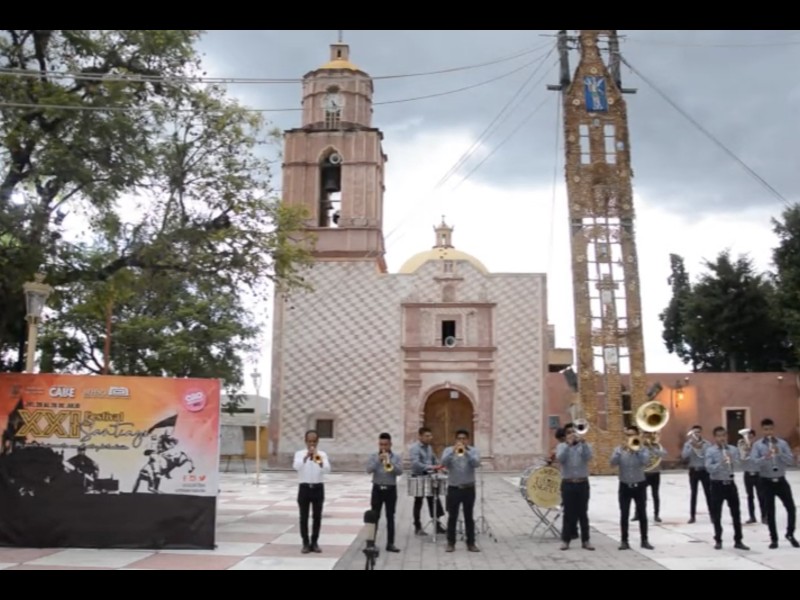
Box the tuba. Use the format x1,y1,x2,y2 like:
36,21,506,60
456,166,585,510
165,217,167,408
635,401,669,472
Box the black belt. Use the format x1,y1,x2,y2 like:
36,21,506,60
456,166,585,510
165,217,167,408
448,483,475,489
711,480,734,486
689,467,706,471
373,484,396,491
764,477,785,483
300,483,324,488
746,472,759,476
563,478,587,484
621,482,643,488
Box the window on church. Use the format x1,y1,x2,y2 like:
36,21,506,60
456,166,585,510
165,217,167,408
443,261,453,273
325,110,341,129
579,124,590,164
315,419,334,439
441,320,456,345
603,124,616,164
621,391,632,428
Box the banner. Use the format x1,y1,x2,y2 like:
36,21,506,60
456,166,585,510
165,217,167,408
0,373,221,550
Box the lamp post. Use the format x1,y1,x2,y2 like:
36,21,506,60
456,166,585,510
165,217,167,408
23,273,54,373
251,370,262,485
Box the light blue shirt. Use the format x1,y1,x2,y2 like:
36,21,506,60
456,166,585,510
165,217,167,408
752,437,795,479
441,446,481,486
610,446,650,484
704,444,738,481
555,441,593,479
408,441,438,476
681,438,710,468
366,451,404,485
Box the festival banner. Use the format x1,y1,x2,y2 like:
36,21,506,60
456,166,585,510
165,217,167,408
0,373,221,549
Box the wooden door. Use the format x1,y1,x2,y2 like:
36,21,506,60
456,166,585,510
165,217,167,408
423,389,474,459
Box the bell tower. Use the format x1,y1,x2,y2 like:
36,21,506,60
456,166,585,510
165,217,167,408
282,41,388,272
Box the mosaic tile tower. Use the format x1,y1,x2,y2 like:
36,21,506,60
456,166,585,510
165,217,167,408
269,41,550,471
551,30,648,475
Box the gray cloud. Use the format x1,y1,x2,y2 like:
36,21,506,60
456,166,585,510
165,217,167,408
198,30,800,215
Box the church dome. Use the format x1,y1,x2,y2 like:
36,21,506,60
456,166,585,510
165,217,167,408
397,218,489,275
315,42,362,73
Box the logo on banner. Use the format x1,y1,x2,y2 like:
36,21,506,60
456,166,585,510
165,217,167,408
184,389,207,412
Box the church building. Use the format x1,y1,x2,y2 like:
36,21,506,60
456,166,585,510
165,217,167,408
269,42,567,470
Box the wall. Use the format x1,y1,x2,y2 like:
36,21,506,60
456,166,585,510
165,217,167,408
544,372,800,467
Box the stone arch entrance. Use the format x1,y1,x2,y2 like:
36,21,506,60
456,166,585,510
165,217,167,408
423,388,475,459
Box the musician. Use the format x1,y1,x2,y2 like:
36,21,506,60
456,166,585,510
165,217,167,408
409,427,446,536
441,429,481,553
610,426,654,550
681,424,712,523
752,418,799,549
550,427,577,540
740,429,765,524
556,422,595,551
705,426,749,550
633,432,667,523
366,432,403,553
293,430,331,554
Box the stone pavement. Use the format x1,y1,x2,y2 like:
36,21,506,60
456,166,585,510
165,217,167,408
0,468,797,570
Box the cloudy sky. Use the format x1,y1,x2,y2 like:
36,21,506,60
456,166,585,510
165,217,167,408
196,30,800,393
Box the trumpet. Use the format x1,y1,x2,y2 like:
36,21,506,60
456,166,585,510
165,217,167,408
626,435,643,452
768,436,780,473
313,453,323,465
455,444,466,457
380,451,394,472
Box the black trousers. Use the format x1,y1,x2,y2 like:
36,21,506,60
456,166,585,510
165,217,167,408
371,484,398,547
446,485,476,545
744,472,765,521
709,480,743,543
561,480,590,543
645,472,661,516
761,476,797,542
413,494,445,527
688,467,711,518
619,482,648,543
297,483,324,546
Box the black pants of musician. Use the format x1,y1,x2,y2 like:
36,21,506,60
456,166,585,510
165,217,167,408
633,472,661,521
709,480,743,543
413,494,445,529
743,472,765,521
297,483,324,547
371,484,398,547
561,480,590,544
446,485,476,546
688,467,711,519
619,481,648,543
761,476,797,542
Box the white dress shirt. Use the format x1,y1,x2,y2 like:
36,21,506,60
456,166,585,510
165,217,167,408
293,449,332,484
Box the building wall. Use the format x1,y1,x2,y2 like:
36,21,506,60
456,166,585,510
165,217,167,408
544,371,800,467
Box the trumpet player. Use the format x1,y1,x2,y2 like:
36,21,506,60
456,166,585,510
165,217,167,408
441,429,481,553
704,427,749,551
610,426,654,551
738,428,765,525
681,425,712,523
366,432,403,553
293,430,331,554
752,418,799,549
557,422,595,551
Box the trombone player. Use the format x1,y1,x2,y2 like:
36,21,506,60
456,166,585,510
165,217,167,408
738,428,765,524
366,432,404,553
681,425,712,523
752,418,799,549
610,425,654,550
705,426,749,550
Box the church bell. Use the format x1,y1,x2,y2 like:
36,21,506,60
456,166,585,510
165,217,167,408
321,166,341,193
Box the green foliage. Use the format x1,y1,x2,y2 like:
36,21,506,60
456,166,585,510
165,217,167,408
659,250,793,372
771,205,800,365
0,30,312,386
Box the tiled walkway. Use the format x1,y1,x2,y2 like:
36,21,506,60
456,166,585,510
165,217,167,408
1,469,798,570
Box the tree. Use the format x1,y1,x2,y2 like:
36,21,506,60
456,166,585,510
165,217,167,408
0,30,311,386
771,204,800,365
659,250,790,372
659,254,695,364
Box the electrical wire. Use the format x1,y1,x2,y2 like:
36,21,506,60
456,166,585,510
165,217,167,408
547,94,562,276
0,56,546,115
0,40,554,86
620,54,791,209
623,35,800,48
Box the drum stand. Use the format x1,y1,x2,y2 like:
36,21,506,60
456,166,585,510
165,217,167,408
421,478,445,543
457,466,497,543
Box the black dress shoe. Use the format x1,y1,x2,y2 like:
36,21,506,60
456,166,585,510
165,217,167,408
745,518,757,524
688,517,696,524
654,516,662,523
786,535,800,548
641,541,654,550
386,545,400,553
618,541,630,550
769,541,778,549
714,542,722,550
311,544,322,553
734,542,750,550
301,545,311,554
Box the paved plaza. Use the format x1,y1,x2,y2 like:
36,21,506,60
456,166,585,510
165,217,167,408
0,468,798,570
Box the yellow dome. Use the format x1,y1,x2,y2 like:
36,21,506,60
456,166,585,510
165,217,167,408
317,58,360,71
398,247,489,275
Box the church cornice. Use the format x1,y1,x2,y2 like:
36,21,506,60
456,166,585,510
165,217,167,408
400,302,497,309
284,126,383,136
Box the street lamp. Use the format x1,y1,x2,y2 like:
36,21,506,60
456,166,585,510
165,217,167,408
23,273,54,373
250,370,263,485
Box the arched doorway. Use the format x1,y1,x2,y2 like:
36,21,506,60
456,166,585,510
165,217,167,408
423,388,474,459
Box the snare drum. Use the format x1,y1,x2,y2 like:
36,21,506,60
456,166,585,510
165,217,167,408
407,475,433,497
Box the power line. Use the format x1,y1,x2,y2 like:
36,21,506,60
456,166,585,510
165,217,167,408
624,35,800,48
620,54,791,209
547,94,562,276
0,40,553,87
0,56,545,115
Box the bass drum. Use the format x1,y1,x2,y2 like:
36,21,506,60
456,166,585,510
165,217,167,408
519,458,562,509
